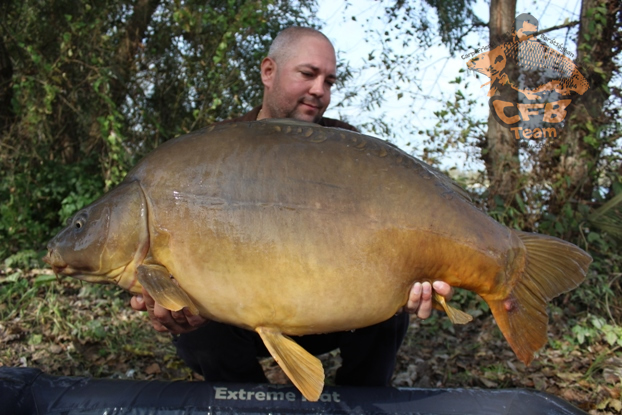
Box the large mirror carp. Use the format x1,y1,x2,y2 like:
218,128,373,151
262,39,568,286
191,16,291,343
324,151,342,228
44,119,591,401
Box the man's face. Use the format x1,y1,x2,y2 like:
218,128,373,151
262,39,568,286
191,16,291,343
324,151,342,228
261,36,337,123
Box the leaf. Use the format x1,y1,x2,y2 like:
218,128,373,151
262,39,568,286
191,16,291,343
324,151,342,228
1,272,22,283
605,330,618,346
34,274,57,286
610,399,622,413
587,193,622,240
479,377,498,388
145,362,161,375
28,333,42,345
556,372,582,381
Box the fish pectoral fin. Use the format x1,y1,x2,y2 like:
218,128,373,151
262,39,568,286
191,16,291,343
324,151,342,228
256,326,324,402
136,264,199,315
433,292,473,325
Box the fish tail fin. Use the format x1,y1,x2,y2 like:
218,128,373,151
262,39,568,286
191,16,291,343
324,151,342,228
256,326,324,401
486,231,591,365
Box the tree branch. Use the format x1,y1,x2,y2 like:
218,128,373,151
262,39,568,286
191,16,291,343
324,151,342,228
532,21,580,37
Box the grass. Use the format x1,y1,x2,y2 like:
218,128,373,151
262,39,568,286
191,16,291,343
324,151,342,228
1,269,194,380
1,268,621,414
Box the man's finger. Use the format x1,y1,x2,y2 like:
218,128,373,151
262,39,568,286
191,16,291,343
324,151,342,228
142,287,156,308
416,282,433,319
183,308,208,327
150,320,170,333
432,281,454,299
130,294,147,311
171,309,188,324
405,282,422,312
153,302,174,323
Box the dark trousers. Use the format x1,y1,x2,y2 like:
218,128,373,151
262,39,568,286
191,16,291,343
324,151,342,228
173,313,409,387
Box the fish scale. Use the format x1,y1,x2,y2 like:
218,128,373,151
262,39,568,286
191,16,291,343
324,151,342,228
45,118,591,401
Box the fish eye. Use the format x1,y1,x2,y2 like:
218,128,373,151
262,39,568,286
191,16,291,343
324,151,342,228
73,214,87,230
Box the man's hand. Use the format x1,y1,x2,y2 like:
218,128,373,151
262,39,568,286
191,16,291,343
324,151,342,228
131,280,453,333
404,281,453,319
130,288,208,335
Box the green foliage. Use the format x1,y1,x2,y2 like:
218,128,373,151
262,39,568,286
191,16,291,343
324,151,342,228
0,0,317,261
4,250,44,271
420,0,486,54
0,158,104,260
572,315,622,347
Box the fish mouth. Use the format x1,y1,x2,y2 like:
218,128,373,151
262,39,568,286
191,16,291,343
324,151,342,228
43,250,96,280
43,251,68,274
44,248,126,285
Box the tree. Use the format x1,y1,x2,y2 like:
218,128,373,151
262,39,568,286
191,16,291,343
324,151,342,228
479,0,519,209
0,0,317,260
546,0,621,214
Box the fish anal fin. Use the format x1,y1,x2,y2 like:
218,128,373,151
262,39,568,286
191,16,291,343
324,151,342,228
487,231,592,365
136,264,199,315
256,326,324,402
433,292,473,325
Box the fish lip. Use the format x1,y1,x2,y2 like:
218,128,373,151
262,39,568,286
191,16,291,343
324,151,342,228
49,264,68,275
43,250,68,274
56,269,109,283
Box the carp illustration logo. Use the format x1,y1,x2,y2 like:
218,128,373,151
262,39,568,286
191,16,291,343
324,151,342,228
466,13,589,140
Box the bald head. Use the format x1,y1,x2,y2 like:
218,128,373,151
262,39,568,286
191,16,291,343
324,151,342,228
268,27,335,64
259,27,337,124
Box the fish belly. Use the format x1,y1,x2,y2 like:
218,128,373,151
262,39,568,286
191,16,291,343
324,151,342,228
133,122,517,335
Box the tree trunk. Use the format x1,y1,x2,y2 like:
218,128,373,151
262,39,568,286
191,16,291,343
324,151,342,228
548,0,619,212
481,0,519,209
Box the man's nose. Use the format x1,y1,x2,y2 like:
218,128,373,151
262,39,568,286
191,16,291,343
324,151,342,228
309,76,325,97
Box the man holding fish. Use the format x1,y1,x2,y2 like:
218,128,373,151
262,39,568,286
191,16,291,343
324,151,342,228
130,27,453,387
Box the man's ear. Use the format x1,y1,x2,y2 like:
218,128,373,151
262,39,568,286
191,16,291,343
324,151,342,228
261,57,276,88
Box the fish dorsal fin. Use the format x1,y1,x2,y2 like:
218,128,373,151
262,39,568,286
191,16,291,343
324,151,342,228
136,264,199,315
256,326,324,401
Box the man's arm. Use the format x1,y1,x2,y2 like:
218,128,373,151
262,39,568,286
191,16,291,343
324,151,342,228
130,281,453,334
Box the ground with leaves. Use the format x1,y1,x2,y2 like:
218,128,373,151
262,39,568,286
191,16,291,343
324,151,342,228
1,269,620,414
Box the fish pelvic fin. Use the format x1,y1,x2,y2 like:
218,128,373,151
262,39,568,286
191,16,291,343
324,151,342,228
136,264,199,315
487,231,592,365
256,326,324,402
432,292,473,324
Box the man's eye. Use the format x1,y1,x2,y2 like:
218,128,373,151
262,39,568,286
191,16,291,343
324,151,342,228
301,72,313,77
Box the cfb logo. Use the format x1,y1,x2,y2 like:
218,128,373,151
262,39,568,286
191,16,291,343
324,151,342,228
466,13,589,140
490,98,572,139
